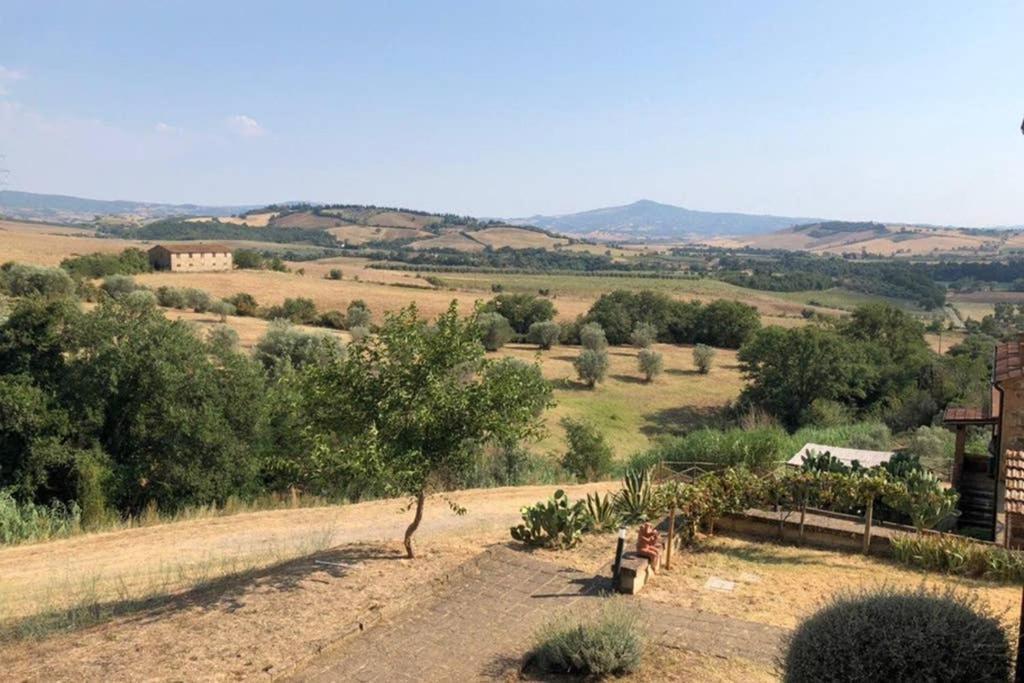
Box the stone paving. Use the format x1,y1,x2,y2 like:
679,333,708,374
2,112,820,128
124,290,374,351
290,545,786,682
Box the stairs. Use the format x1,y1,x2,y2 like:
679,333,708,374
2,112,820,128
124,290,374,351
957,458,996,537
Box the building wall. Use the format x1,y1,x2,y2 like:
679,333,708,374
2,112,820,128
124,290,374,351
168,251,233,272
996,377,1024,544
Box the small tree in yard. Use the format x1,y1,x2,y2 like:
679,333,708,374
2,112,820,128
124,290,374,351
637,348,663,382
579,322,608,351
302,302,553,558
345,300,372,329
208,300,236,322
561,418,613,481
477,311,515,351
574,349,609,388
693,344,716,374
630,322,657,348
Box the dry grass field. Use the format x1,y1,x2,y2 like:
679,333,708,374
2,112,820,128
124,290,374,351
500,342,743,456
0,221,143,266
409,231,486,252
325,224,432,244
470,227,568,249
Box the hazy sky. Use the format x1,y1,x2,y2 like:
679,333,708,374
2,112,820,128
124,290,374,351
1,1,1022,225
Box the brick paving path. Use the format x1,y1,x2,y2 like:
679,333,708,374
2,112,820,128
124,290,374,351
290,546,786,682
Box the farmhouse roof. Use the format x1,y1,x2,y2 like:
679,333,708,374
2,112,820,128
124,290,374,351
994,340,1024,383
786,443,896,469
1005,450,1024,514
150,243,231,254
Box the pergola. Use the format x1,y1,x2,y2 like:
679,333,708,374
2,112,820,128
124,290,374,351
942,407,997,486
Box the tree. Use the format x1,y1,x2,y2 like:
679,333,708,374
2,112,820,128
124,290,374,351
302,302,552,558
345,300,372,329
637,348,663,382
573,349,609,388
208,300,236,322
266,297,318,324
255,320,343,374
527,321,561,350
630,322,657,348
327,268,343,280
579,322,608,351
560,418,613,481
696,299,761,348
1,264,76,299
227,292,259,317
483,293,556,334
233,250,264,269
477,311,515,351
693,344,716,374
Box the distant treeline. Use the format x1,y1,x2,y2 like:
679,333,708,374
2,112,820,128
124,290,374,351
926,260,1024,284
99,219,342,248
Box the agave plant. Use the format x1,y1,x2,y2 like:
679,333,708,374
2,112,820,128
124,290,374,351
614,468,660,524
584,492,619,532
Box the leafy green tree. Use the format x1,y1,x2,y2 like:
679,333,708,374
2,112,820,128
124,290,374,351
630,322,657,348
477,311,515,351
302,302,552,558
233,250,264,269
692,343,716,374
208,300,236,322
738,326,873,429
560,418,613,481
637,348,663,382
483,293,556,334
573,349,609,388
1,264,76,299
99,275,142,300
527,321,561,350
696,299,760,348
579,322,608,351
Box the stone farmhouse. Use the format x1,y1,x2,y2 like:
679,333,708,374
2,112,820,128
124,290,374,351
148,244,233,272
944,336,1024,546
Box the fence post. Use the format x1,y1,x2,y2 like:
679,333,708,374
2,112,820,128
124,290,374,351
862,498,874,555
665,507,676,570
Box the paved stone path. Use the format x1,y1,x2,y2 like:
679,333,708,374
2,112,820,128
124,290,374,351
290,546,786,682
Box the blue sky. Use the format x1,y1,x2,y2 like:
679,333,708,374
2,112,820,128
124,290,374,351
1,1,1022,225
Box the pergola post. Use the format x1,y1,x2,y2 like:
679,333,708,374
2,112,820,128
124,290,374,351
952,425,967,487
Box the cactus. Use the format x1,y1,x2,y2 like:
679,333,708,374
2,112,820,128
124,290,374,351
510,489,588,548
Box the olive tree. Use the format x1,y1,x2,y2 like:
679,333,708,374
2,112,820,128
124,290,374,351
302,302,553,558
527,321,561,350
573,348,609,388
637,348,663,382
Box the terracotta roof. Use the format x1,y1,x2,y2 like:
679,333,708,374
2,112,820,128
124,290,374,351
1006,450,1024,514
995,340,1024,383
942,407,996,424
149,243,231,254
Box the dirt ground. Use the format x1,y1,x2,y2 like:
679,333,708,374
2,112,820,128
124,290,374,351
0,484,615,681
547,533,1021,632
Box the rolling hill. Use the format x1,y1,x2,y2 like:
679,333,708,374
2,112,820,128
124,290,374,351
510,199,824,240
0,190,257,224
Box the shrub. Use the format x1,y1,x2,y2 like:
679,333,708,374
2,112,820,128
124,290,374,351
527,321,561,350
477,311,515,352
692,343,716,374
629,322,657,348
579,322,608,351
233,249,264,269
208,300,236,322
327,268,343,280
349,325,370,342
637,348,663,382
573,349,609,388
483,293,556,334
0,489,80,545
903,425,955,474
266,297,318,324
890,533,1024,582
207,325,240,353
155,286,188,309
510,489,588,548
254,320,343,373
345,300,372,329
318,310,346,329
123,289,157,310
884,469,959,532
181,287,211,312
561,418,613,481
528,600,644,677
802,398,854,427
226,292,259,317
60,248,151,278
645,427,787,472
783,587,1011,683
99,275,141,299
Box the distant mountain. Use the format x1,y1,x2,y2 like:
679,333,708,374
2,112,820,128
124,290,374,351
0,190,259,224
510,199,823,241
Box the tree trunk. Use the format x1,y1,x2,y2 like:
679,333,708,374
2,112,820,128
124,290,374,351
404,491,426,559
862,498,874,555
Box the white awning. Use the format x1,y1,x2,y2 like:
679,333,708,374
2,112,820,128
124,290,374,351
786,443,896,469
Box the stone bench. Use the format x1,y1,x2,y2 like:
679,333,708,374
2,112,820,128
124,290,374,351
616,551,659,594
